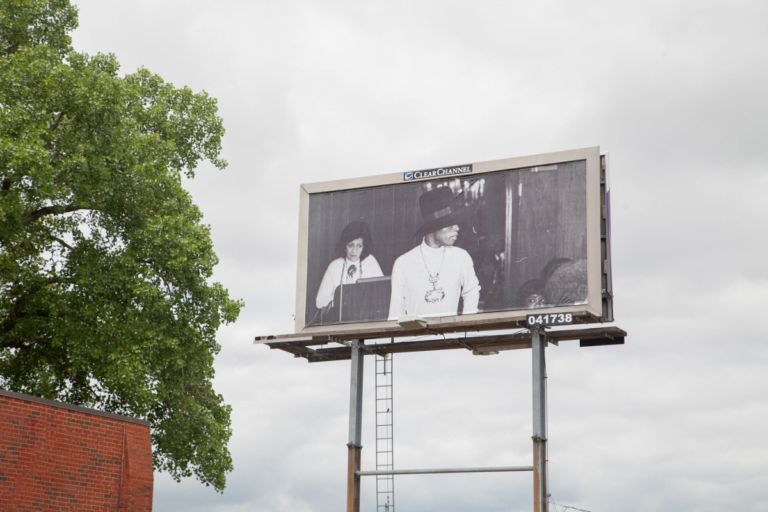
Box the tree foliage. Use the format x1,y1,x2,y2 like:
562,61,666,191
0,0,241,490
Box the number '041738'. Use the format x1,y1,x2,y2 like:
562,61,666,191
526,313,573,326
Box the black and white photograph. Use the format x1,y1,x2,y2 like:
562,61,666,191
303,158,591,328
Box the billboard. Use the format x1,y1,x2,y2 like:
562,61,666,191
295,147,606,336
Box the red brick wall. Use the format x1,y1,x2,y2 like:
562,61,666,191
0,389,153,511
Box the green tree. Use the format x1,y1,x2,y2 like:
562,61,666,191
0,0,241,491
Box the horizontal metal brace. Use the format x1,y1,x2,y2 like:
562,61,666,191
358,465,533,476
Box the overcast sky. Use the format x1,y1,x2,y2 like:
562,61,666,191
70,1,768,511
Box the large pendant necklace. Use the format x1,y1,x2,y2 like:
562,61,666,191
420,245,446,304
343,259,361,283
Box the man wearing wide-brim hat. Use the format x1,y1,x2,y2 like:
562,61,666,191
388,186,481,320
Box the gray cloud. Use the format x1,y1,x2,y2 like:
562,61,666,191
69,0,768,510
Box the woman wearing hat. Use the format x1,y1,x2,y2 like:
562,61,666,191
388,186,480,320
315,220,384,314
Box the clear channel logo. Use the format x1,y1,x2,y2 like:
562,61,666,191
403,164,473,182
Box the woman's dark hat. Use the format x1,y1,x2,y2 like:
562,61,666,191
415,187,468,236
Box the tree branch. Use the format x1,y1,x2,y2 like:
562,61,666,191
46,112,66,152
24,204,91,225
0,277,62,337
0,309,51,343
49,234,74,251
1,43,19,56
50,111,65,132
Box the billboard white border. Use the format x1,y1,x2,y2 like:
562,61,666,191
295,146,603,336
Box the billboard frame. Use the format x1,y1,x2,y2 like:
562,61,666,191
295,146,605,338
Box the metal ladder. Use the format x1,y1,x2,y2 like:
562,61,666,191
375,352,395,511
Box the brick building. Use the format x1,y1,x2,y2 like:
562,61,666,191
0,389,153,511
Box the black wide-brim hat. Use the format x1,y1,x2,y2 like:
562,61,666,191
415,186,469,236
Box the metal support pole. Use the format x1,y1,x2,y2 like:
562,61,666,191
532,328,548,512
347,340,364,512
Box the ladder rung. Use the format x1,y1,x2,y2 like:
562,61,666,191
376,354,394,510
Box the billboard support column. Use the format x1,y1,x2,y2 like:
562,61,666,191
347,340,364,512
532,328,548,512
